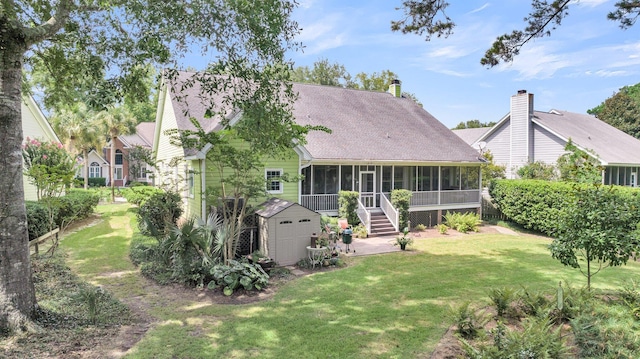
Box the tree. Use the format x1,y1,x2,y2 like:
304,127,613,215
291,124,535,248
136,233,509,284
50,103,103,190
517,161,557,181
96,107,138,202
291,58,356,87
550,184,640,290
125,145,154,184
588,83,640,139
480,150,505,187
452,120,496,130
1,0,300,332
392,1,640,66
556,139,603,184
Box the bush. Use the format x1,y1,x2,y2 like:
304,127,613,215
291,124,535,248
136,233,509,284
338,191,360,226
488,287,517,318
136,191,183,237
517,161,558,180
53,189,100,226
208,259,269,296
26,201,56,240
443,211,481,233
121,186,163,206
449,302,489,339
391,189,411,230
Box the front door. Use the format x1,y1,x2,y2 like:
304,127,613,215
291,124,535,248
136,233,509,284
360,171,376,208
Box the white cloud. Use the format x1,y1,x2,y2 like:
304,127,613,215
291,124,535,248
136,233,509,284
498,44,573,80
468,3,490,14
575,0,610,8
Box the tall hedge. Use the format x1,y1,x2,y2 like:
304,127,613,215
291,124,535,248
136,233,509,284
338,191,360,225
391,189,411,230
489,179,640,237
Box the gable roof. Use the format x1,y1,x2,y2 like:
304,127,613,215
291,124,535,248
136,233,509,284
532,110,640,165
255,197,318,218
159,71,482,164
119,122,156,148
452,127,492,146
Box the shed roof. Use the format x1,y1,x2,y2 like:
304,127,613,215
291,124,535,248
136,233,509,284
255,197,319,218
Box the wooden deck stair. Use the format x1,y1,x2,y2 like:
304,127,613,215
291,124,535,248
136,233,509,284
369,212,398,237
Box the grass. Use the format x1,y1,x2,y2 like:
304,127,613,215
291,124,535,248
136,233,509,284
21,203,640,358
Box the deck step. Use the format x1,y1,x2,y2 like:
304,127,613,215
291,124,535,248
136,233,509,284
368,212,398,237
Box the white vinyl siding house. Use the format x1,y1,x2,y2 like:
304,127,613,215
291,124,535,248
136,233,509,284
454,90,640,186
21,95,61,201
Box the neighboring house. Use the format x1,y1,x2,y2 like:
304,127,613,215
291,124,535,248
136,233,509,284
104,122,156,187
76,149,109,185
153,71,484,236
454,90,640,186
21,95,62,201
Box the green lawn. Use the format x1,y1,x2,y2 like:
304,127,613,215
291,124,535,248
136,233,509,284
62,204,640,358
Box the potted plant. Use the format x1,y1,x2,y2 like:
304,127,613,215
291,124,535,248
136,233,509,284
394,227,413,250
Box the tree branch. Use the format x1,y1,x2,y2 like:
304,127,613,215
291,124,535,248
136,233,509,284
21,0,74,46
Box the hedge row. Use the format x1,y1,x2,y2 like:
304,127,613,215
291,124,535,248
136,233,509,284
26,189,100,240
489,179,640,236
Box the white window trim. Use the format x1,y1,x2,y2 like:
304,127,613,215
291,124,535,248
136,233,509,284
265,168,284,194
187,167,195,198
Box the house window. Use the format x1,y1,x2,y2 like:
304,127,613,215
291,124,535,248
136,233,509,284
89,162,100,178
140,165,147,179
341,165,353,191
115,149,123,165
266,169,283,194
114,167,123,180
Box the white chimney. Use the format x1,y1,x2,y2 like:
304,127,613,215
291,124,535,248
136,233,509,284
389,79,401,98
509,90,534,178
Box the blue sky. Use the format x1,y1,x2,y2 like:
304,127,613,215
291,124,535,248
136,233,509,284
189,0,640,128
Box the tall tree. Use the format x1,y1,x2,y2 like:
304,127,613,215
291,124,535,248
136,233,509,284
392,1,640,66
292,58,356,87
0,0,300,332
51,103,103,190
588,83,640,139
97,107,138,202
452,119,496,130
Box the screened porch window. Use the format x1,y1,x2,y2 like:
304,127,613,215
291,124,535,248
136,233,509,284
313,165,338,194
301,166,312,195
461,167,480,190
440,166,460,190
417,166,438,191
341,165,353,191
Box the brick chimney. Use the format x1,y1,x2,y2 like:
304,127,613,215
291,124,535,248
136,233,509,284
509,90,534,178
389,79,401,98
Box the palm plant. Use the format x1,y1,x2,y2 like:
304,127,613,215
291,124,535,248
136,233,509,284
96,106,137,202
51,103,103,189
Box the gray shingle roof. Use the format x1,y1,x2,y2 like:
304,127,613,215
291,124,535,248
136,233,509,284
165,71,482,164
453,127,492,146
121,122,156,148
533,110,640,165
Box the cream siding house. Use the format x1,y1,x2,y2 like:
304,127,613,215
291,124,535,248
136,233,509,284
21,95,61,200
454,90,640,185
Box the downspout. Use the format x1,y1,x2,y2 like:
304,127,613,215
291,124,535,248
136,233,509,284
201,158,207,219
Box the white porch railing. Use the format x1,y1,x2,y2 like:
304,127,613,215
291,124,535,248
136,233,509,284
356,199,371,235
379,192,399,232
440,190,480,204
300,194,339,212
411,191,439,206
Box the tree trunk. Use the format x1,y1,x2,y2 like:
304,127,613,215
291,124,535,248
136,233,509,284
110,136,116,202
83,149,89,190
0,43,37,332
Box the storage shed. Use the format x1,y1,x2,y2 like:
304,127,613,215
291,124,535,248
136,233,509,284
256,198,321,266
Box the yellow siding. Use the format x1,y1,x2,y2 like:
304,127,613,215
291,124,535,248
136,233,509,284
185,159,202,219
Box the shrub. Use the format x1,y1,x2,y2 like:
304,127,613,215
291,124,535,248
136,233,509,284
121,186,163,206
338,191,360,225
137,191,182,238
53,189,100,226
414,223,426,231
391,189,411,230
517,161,558,180
443,211,481,233
76,177,107,187
435,223,448,234
26,201,56,240
488,287,516,318
449,302,489,339
208,259,269,296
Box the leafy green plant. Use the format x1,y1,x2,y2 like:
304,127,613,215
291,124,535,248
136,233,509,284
413,223,426,231
121,186,163,206
208,259,269,296
338,191,360,226
488,287,516,318
137,191,183,238
394,227,413,250
391,189,411,230
516,287,550,317
449,302,489,339
443,211,481,233
435,223,448,234
352,223,367,238
517,161,558,180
